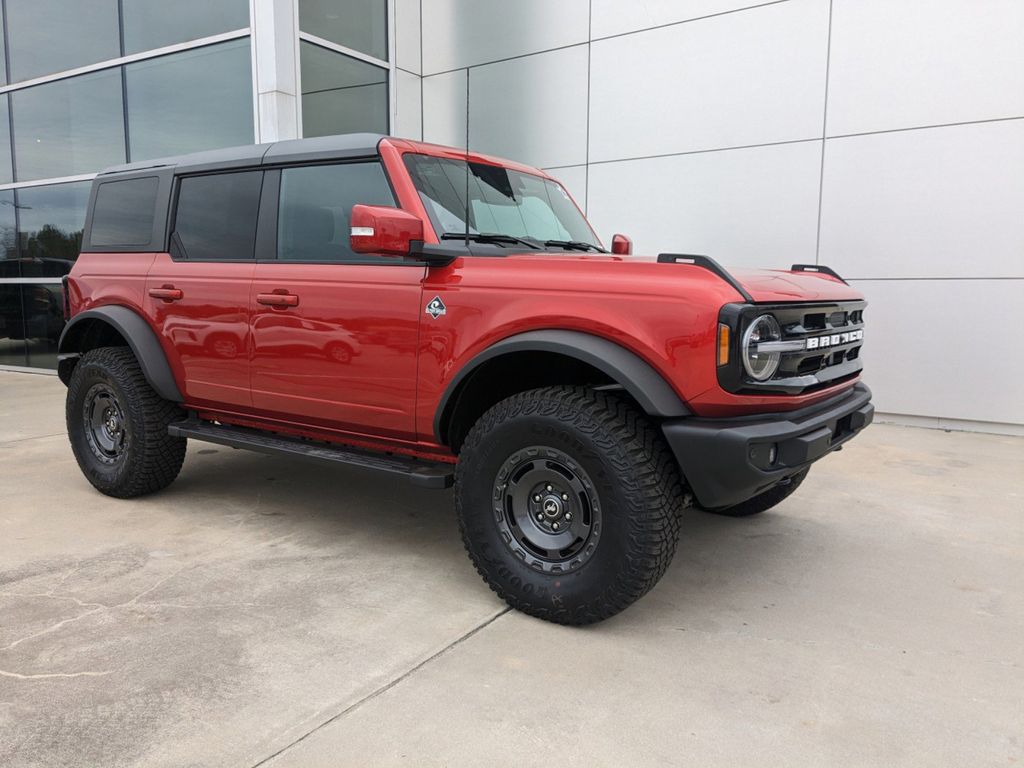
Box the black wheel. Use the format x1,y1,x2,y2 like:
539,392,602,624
66,347,187,498
456,386,689,625
701,468,810,517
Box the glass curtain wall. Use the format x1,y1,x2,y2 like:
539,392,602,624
0,0,394,370
0,0,252,368
297,0,391,137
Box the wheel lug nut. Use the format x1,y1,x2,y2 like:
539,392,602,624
537,514,543,521
565,513,572,521
552,522,559,530
561,493,569,501
533,494,541,502
546,484,552,491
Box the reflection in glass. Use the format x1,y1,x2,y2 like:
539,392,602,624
22,282,64,368
0,5,7,85
122,0,249,54
0,190,17,269
0,96,12,184
300,42,388,138
0,284,27,366
299,0,387,61
12,70,125,182
6,0,120,82
16,182,91,277
126,40,254,161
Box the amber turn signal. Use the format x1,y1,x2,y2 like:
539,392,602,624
717,323,730,366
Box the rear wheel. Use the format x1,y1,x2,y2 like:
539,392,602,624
66,347,186,498
700,468,810,517
456,386,689,625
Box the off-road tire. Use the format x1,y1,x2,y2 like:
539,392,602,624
701,468,810,517
66,347,186,498
456,386,688,625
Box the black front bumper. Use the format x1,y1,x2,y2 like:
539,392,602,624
662,383,873,509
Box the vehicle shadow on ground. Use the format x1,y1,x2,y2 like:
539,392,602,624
150,444,817,625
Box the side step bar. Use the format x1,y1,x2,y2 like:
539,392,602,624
168,419,454,489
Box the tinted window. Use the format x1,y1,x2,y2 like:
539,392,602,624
300,41,388,138
12,69,125,182
90,177,160,247
6,0,120,82
122,0,249,54
277,162,394,262
173,172,262,261
299,0,387,60
126,39,254,162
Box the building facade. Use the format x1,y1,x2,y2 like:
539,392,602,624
0,0,394,370
392,0,1024,433
1,0,1021,434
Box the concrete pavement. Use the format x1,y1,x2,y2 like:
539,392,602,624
0,370,1021,767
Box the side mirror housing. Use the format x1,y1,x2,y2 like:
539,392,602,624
350,205,424,257
611,233,632,255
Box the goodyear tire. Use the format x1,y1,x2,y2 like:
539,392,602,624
456,386,688,625
66,347,186,498
701,468,810,517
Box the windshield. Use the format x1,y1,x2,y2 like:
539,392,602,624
403,153,602,250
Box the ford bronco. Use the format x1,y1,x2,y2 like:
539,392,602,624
58,134,872,624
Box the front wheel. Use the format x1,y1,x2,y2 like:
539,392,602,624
456,386,689,625
66,347,187,498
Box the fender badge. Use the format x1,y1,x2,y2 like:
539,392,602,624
425,295,446,319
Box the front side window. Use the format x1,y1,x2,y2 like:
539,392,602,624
277,162,394,262
172,171,262,261
403,154,601,251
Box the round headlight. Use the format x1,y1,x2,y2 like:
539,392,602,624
742,314,782,381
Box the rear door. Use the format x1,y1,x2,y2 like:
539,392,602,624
249,161,424,441
145,170,261,408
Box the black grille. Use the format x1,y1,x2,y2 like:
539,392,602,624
718,300,866,395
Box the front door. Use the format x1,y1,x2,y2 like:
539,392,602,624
250,161,424,441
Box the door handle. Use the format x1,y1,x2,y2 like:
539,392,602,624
257,292,299,308
149,286,183,302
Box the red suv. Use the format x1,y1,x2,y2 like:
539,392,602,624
59,134,872,624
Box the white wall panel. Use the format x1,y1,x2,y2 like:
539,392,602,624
545,165,588,215
469,46,588,170
855,279,1024,425
586,141,822,265
827,0,1024,136
589,0,829,163
394,0,422,74
420,0,589,75
421,69,467,148
819,120,1024,280
591,0,777,39
394,68,422,140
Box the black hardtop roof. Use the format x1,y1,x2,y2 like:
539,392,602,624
99,133,388,176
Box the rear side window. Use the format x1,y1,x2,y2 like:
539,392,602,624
277,162,394,261
172,171,262,260
90,176,159,247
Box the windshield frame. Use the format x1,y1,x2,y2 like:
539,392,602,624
402,152,604,253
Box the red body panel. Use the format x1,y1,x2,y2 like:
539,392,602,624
249,261,425,441
66,137,866,462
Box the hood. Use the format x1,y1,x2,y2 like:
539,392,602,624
726,267,863,303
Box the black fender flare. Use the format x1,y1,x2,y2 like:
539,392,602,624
434,329,690,443
58,306,183,402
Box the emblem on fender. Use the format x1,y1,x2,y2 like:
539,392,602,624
425,295,446,319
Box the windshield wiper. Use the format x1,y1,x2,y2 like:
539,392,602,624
441,232,541,249
543,239,607,253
